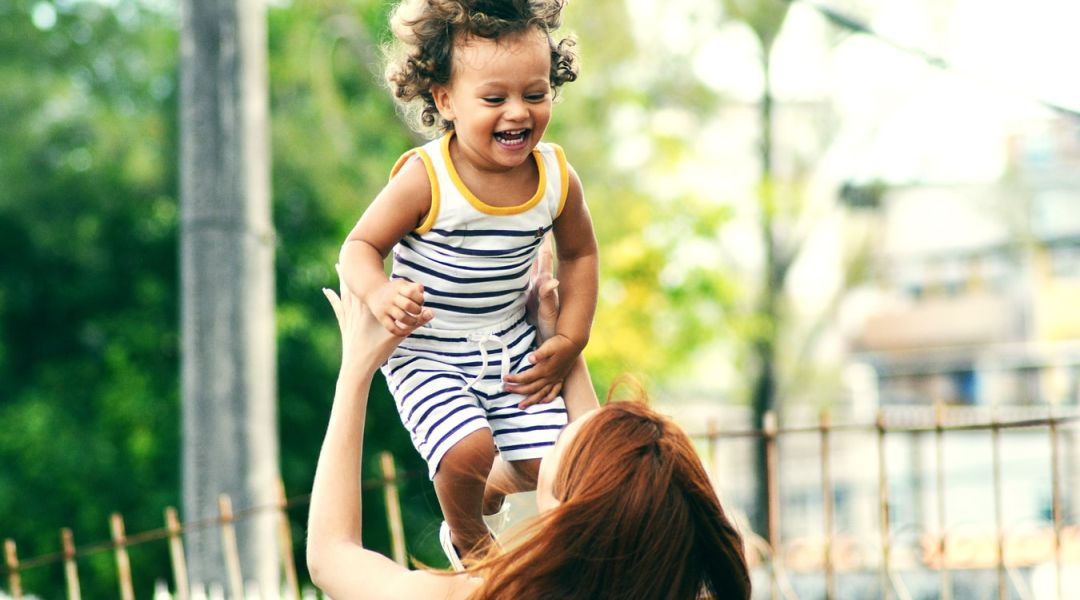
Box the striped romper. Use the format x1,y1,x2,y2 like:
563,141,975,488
382,132,570,479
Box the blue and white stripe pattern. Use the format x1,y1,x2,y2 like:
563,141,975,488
381,132,570,478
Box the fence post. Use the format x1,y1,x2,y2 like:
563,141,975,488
876,410,892,600
217,494,245,600
764,410,781,600
276,480,301,600
819,410,835,600
1049,413,1063,600
61,528,81,600
380,452,408,566
110,513,135,600
4,539,22,600
165,507,190,600
934,401,951,600
991,413,1006,600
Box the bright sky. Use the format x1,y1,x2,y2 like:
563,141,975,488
694,0,1080,184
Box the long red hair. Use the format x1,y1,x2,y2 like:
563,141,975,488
469,400,751,599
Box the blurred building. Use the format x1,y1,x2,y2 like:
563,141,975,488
850,116,1080,409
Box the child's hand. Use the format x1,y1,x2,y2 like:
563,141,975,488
365,279,429,336
324,265,433,371
504,334,581,409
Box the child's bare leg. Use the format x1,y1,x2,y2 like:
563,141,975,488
482,456,540,515
433,429,497,559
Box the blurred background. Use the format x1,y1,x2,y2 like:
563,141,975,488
1,0,1078,597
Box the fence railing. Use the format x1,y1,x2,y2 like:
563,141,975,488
691,405,1080,600
1,452,422,600
5,410,1078,599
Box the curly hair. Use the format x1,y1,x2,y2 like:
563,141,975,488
384,0,579,133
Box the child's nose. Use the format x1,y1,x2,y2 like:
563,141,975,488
504,98,529,120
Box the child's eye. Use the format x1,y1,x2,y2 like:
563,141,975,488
482,96,505,104
526,93,549,102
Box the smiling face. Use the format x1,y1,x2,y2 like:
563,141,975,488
535,409,597,513
431,27,553,172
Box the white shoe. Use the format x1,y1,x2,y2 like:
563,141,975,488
439,521,466,572
482,500,512,539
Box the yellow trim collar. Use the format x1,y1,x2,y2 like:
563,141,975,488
390,148,440,234
440,132,546,216
549,143,570,218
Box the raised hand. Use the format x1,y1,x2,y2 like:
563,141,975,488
525,234,560,343
324,265,432,371
364,278,429,336
510,333,582,408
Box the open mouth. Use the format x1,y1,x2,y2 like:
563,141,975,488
493,128,531,148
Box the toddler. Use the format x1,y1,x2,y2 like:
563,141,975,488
338,0,598,568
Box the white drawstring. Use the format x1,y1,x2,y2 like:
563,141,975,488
464,331,511,391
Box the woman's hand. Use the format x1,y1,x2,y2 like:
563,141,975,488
324,264,433,374
525,234,560,343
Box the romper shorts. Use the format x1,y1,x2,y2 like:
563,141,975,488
381,313,569,479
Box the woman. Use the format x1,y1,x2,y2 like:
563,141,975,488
307,267,751,599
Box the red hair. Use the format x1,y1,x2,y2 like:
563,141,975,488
469,401,751,599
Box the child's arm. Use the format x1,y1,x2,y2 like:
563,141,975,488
505,165,598,408
340,157,432,336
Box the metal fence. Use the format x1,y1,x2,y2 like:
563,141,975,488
692,405,1079,600
4,411,1077,599
0,452,418,600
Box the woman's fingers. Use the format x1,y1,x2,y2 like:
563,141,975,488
322,288,343,325
537,234,554,277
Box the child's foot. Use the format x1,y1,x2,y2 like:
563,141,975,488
482,500,512,539
439,521,466,572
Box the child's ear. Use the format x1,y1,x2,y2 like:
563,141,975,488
431,84,455,122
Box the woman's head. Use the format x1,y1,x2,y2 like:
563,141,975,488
475,400,752,600
384,0,578,133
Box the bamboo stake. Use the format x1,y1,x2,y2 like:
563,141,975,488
165,507,190,600
764,411,781,600
217,495,245,600
819,410,835,600
110,513,135,600
991,414,1006,600
61,528,81,600
876,411,892,600
276,480,301,600
934,401,951,600
4,539,22,600
379,452,408,566
1049,414,1063,600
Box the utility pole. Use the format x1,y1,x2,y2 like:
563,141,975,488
179,0,278,592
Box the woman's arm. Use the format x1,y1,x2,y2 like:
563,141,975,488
306,272,474,600
525,237,599,422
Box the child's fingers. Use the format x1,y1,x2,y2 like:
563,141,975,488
392,295,424,316
388,306,420,327
503,366,539,386
505,374,550,396
399,281,425,304
520,382,561,409
518,384,555,409
392,310,433,337
380,315,411,337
